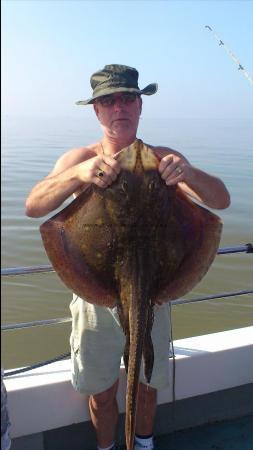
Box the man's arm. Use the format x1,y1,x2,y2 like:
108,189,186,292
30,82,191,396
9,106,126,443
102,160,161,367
155,147,230,210
25,147,120,218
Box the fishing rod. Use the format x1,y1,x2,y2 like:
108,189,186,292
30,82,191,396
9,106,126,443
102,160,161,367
205,25,253,86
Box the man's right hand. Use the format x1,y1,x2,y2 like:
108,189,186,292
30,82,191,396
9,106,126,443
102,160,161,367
78,155,121,189
25,151,122,218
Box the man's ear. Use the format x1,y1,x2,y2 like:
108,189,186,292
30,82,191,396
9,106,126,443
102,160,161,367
139,96,142,115
93,103,99,118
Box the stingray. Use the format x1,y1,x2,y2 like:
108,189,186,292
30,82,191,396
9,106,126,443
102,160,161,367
40,139,222,450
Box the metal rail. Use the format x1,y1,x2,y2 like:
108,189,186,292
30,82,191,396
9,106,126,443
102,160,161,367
217,243,253,254
1,244,252,277
1,317,72,331
1,289,252,332
1,243,252,332
1,264,54,277
3,286,253,378
4,352,71,378
172,289,253,306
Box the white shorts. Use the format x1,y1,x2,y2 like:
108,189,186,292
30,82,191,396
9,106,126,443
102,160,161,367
70,295,172,395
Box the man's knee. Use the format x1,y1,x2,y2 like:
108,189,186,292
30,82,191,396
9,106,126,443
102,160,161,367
89,380,119,410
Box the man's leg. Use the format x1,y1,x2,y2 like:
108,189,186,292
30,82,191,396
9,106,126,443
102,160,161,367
89,380,119,449
134,303,171,448
135,382,157,435
134,383,157,449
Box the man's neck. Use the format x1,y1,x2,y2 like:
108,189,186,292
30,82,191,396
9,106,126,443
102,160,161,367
101,134,137,155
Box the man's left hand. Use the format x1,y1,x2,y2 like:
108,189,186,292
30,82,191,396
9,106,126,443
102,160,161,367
158,154,191,185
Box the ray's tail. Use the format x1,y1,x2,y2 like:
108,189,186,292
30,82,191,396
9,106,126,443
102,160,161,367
126,291,148,449
118,247,154,450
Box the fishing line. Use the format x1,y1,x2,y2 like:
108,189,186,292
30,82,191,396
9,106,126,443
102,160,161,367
205,25,253,86
168,302,176,411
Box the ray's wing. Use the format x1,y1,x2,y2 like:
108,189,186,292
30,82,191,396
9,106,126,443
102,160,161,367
40,186,118,307
156,187,222,303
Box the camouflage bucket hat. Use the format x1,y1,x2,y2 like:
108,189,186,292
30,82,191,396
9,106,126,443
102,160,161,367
76,64,158,105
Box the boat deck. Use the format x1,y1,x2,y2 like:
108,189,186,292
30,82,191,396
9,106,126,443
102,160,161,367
153,415,253,450
11,415,253,450
110,415,253,449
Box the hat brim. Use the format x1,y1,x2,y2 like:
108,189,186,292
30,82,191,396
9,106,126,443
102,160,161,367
75,83,158,105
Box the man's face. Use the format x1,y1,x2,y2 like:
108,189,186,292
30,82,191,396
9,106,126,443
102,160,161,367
93,92,142,139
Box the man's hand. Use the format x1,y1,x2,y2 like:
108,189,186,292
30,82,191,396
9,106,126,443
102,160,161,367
158,154,191,185
78,154,121,189
158,152,230,209
25,153,121,218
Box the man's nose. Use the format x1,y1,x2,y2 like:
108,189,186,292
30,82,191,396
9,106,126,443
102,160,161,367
113,97,124,110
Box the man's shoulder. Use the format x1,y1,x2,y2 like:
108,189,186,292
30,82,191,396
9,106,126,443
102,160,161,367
62,143,99,163
56,142,100,166
50,142,100,176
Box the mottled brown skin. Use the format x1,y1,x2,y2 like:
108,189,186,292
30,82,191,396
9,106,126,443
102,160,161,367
40,140,222,450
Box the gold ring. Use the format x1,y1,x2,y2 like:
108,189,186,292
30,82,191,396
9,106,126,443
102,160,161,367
175,166,182,175
96,169,104,178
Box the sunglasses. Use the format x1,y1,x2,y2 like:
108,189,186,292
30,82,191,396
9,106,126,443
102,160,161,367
95,92,139,107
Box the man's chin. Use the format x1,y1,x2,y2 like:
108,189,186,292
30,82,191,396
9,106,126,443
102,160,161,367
111,121,131,134
102,120,138,140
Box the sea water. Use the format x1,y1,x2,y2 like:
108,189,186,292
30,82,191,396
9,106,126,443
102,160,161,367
1,116,253,369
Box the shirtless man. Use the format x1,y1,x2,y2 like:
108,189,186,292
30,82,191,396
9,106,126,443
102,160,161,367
26,64,230,450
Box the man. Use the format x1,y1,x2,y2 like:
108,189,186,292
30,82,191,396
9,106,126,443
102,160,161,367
26,64,230,450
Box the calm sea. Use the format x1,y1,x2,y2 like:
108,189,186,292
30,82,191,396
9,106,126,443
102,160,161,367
1,116,253,369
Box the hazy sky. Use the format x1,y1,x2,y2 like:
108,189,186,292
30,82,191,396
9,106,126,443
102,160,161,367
2,0,253,120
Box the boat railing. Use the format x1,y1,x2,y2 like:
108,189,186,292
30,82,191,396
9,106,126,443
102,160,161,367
1,244,253,280
1,243,252,377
